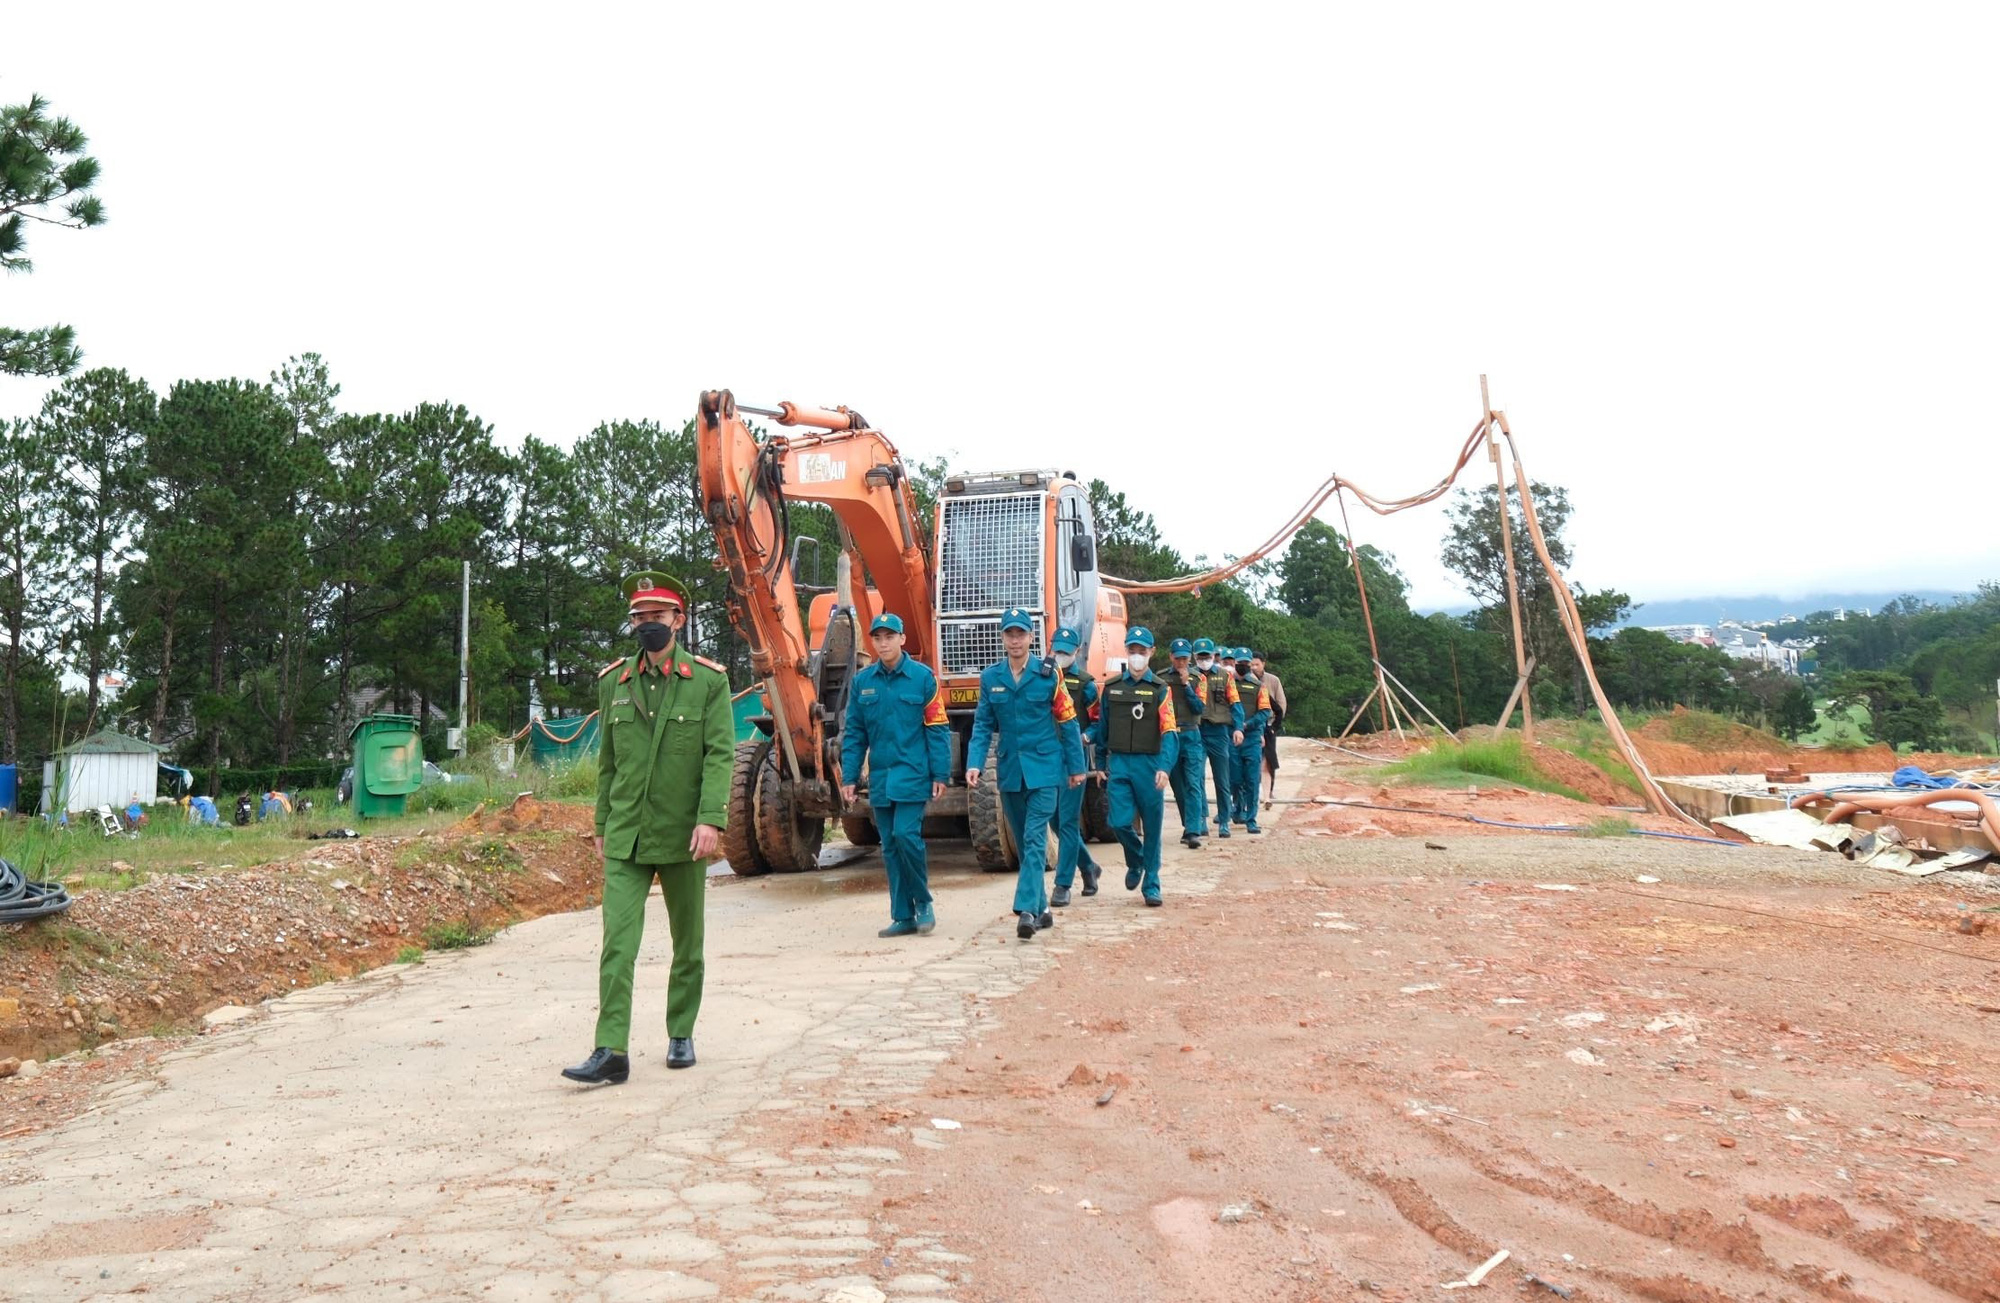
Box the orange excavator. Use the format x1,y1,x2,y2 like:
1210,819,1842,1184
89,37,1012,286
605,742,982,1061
695,389,1128,874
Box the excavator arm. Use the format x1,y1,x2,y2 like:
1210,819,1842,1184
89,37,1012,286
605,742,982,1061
694,389,932,806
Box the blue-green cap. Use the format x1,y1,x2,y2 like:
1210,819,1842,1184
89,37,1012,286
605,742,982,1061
1124,626,1156,650
1191,637,1216,655
1000,608,1033,632
1219,645,1238,660
1169,637,1193,657
1236,646,1254,660
1050,625,1081,653
869,613,904,634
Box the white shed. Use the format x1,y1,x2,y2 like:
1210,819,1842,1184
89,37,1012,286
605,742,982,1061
40,729,162,815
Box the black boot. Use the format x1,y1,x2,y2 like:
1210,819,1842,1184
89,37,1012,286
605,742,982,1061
1051,886,1072,908
666,1037,696,1069
1017,911,1037,940
1080,862,1101,896
1035,910,1055,931
561,1047,630,1085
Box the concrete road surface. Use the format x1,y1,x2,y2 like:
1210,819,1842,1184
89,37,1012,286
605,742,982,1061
0,772,1281,1301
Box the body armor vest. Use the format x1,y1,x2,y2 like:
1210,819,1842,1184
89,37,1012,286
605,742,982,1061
1237,672,1266,720
1161,667,1204,730
1061,669,1091,724
1202,670,1234,725
1102,676,1166,755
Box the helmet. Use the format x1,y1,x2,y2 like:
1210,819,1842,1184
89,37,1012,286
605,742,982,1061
1191,637,1216,655
1124,626,1156,650
1050,625,1082,653
1168,637,1193,657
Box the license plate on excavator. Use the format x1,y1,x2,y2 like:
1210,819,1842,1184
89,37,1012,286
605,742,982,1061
947,686,981,707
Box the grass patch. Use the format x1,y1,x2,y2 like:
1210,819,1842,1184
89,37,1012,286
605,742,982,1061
1801,699,1871,748
538,757,599,801
420,919,497,950
1381,737,1586,801
395,945,425,964
1543,718,1644,797
1578,816,1635,838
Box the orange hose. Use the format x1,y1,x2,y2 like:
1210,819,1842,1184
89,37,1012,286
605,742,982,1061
1795,788,2000,853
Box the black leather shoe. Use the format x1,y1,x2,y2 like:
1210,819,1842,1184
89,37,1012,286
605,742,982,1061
1051,886,1072,908
1080,862,1101,895
666,1037,696,1069
561,1047,629,1085
1035,911,1055,931
1017,911,1036,940
1184,835,1203,850
1144,893,1163,908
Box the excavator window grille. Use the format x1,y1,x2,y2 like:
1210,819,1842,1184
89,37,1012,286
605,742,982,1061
940,616,1044,675
937,491,1044,616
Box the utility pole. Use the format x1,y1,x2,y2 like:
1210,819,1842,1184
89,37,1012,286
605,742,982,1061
457,560,471,756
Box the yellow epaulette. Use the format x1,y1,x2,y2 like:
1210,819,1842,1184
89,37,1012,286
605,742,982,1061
692,654,726,675
597,657,628,679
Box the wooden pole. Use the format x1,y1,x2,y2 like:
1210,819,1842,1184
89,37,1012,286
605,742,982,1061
1337,685,1381,742
1493,656,1538,737
1336,489,1394,735
1377,658,1458,738
1482,375,1534,745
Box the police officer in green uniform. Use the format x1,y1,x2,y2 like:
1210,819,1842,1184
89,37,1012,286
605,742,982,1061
564,572,734,1086
1089,628,1180,906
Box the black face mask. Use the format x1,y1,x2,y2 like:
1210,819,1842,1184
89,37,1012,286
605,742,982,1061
636,621,673,654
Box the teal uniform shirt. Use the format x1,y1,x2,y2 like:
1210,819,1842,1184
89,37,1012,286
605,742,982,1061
966,657,1086,789
841,654,952,801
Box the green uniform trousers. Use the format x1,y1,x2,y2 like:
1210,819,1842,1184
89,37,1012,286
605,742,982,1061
595,857,706,1049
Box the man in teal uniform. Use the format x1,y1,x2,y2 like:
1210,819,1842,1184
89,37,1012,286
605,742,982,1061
1089,628,1180,906
840,613,952,937
565,572,734,1085
1048,625,1102,908
1158,636,1209,849
1230,646,1273,835
965,608,1086,941
1192,637,1243,838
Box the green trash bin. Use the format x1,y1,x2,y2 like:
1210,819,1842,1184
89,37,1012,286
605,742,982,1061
349,714,423,818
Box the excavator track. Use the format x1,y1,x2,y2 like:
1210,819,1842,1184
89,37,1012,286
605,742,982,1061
722,739,771,876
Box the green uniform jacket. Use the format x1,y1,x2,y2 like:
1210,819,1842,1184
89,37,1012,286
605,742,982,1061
595,648,734,864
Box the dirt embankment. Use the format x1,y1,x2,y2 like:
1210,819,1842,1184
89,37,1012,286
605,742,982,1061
1627,709,1998,778
0,796,599,1067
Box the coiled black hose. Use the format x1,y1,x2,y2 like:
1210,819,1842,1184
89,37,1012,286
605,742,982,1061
0,856,72,922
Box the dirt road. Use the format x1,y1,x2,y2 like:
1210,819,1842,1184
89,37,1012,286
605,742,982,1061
4,742,1998,1302
0,770,1252,1302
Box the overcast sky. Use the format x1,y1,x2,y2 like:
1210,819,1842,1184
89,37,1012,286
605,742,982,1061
6,3,1995,613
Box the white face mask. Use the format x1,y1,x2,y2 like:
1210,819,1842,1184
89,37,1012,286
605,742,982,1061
1053,651,1075,669
1195,656,1213,671
1126,651,1151,672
